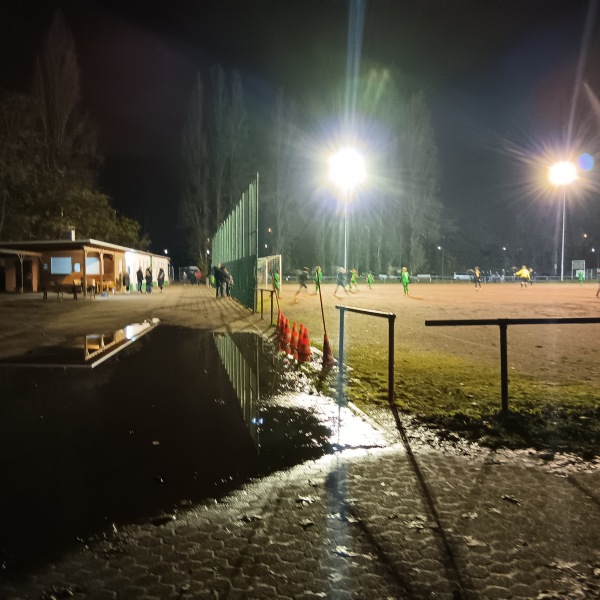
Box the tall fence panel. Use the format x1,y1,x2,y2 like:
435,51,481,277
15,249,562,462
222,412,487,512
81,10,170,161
212,175,259,311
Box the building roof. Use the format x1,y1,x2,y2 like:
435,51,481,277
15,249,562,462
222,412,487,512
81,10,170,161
0,248,43,257
0,239,170,260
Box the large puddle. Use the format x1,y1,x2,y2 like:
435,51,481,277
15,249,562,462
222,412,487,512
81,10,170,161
0,324,385,574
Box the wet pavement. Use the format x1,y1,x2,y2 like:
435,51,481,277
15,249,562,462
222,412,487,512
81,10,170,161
1,287,600,599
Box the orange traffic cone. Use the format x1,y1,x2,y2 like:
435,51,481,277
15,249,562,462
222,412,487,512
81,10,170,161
279,318,290,353
282,320,292,355
290,322,299,353
322,333,336,367
298,327,312,364
279,316,288,341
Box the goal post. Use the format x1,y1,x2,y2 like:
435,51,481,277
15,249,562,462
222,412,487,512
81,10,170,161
256,255,282,290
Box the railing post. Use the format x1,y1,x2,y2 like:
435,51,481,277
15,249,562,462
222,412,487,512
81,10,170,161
499,320,509,414
338,307,346,406
388,315,396,406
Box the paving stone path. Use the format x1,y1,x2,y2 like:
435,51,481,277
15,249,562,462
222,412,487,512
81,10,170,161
1,286,600,599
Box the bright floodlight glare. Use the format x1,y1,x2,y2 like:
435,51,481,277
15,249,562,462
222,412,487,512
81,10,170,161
328,147,366,194
548,161,577,186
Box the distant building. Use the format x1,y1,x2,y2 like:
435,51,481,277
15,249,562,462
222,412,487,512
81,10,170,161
0,235,170,295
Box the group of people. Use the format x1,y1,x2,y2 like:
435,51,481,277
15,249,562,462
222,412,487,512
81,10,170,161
289,263,549,299
472,265,536,290
131,266,165,294
182,268,203,285
289,266,405,300
212,263,233,298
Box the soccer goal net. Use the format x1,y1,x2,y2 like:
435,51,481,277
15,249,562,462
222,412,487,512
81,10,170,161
256,255,282,290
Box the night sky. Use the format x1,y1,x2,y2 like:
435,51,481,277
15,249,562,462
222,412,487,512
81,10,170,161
2,0,599,265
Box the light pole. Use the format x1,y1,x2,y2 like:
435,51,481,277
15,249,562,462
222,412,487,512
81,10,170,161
549,161,577,281
328,147,366,272
437,246,444,280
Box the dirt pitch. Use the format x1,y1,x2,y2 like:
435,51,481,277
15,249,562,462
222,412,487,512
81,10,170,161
276,280,600,387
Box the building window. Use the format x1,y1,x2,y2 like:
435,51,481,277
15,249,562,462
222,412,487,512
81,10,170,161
86,256,101,275
50,257,72,275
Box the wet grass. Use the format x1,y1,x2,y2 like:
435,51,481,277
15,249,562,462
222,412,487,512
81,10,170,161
338,345,600,458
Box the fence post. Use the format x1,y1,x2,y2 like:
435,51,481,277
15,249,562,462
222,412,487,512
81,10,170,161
388,314,396,406
499,320,509,414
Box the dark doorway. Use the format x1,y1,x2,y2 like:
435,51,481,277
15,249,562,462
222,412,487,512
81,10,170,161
14,259,33,292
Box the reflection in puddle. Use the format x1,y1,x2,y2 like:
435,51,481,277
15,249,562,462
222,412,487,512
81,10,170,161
214,333,261,446
0,318,159,368
0,326,383,576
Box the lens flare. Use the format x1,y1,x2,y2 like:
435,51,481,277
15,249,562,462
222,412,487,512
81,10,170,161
578,153,594,171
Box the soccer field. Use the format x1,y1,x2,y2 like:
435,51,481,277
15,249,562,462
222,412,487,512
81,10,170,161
274,280,600,387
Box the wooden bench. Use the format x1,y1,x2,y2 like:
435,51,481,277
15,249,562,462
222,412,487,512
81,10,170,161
43,282,83,301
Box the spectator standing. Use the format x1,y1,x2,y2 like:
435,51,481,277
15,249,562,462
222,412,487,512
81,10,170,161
136,267,144,293
145,267,153,293
223,266,233,297
122,271,130,294
157,268,165,293
213,263,225,298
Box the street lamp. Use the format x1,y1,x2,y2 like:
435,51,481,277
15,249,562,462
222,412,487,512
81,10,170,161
548,161,577,281
437,246,444,280
328,147,366,272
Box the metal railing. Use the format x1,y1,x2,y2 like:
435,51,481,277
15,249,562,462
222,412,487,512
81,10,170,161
425,317,600,413
336,305,396,406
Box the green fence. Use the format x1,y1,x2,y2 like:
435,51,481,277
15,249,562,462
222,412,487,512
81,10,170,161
212,175,259,311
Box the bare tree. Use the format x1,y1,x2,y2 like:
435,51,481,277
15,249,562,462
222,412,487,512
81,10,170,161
180,75,211,268
269,89,300,261
32,11,93,173
400,91,441,273
207,65,250,227
227,71,250,210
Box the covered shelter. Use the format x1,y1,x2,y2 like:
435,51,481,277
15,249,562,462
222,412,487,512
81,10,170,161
0,238,170,295
0,248,43,293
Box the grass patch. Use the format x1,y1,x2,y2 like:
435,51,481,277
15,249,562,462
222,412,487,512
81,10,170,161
342,345,600,458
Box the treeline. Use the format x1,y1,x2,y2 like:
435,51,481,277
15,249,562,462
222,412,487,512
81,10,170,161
0,13,146,248
1,10,454,273
179,67,450,276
